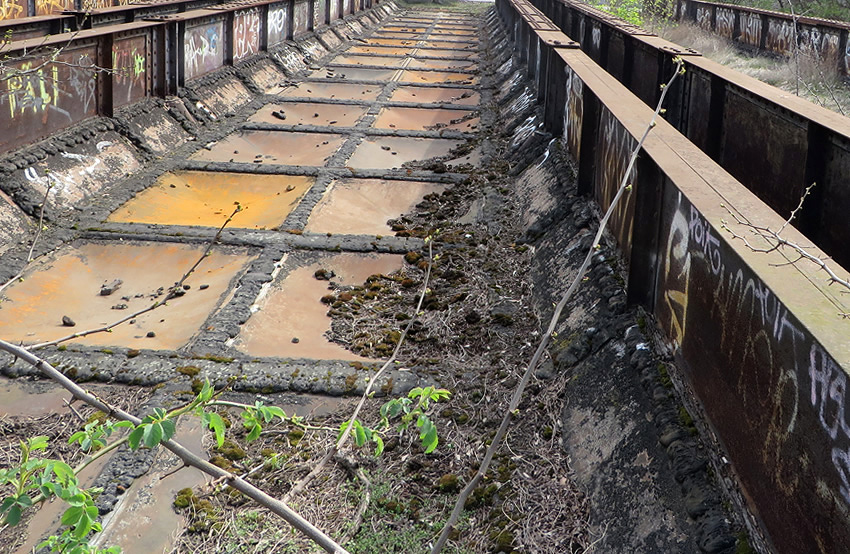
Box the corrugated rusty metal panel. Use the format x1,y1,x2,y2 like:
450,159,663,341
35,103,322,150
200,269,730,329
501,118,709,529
112,34,151,106
0,44,99,152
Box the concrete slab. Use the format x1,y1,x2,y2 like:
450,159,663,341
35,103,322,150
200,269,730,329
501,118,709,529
304,178,445,235
412,48,477,59
389,86,480,105
350,45,416,56
425,40,478,50
0,241,255,350
19,132,141,210
234,252,403,360
347,136,464,169
309,67,399,81
190,130,345,166
276,81,383,100
192,76,254,117
363,38,418,47
329,54,407,67
399,70,477,84
245,59,288,93
375,32,428,40
249,103,369,127
108,171,315,229
123,109,191,156
373,107,479,131
407,58,477,70
0,190,31,257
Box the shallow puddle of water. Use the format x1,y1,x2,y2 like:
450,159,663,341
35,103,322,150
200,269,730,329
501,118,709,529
364,38,418,47
330,54,406,67
0,378,72,418
390,86,479,105
108,171,314,229
235,252,403,360
448,145,483,167
276,82,382,100
431,29,478,38
190,130,345,166
346,136,464,169
381,26,427,33
90,416,206,554
426,40,478,50
308,67,399,81
373,107,478,132
249,103,368,127
0,242,255,350
304,178,445,235
407,58,477,71
374,32,427,40
399,70,476,85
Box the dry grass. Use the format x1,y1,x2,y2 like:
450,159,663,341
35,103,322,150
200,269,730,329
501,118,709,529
650,20,850,115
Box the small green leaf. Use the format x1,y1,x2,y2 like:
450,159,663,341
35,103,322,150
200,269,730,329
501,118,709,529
160,419,177,443
61,505,83,527
127,426,144,450
6,504,21,526
353,421,367,447
28,436,49,451
374,436,385,457
143,422,163,448
246,423,261,442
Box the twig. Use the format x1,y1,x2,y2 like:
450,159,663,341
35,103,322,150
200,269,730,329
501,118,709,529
27,203,243,350
284,238,434,504
0,338,350,554
334,454,372,544
430,58,686,553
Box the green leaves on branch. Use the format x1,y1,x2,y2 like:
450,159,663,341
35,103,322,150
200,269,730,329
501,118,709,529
380,386,451,454
242,402,287,441
127,408,176,450
339,419,385,456
69,420,133,453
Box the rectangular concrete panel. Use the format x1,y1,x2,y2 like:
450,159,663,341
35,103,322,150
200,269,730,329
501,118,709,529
309,67,399,80
108,171,315,229
373,107,479,132
330,54,407,67
190,130,346,166
346,136,464,169
406,58,477,71
399,70,476,84
304,178,446,235
0,242,255,350
389,86,479,105
234,252,403,360
277,81,383,100
249,103,369,126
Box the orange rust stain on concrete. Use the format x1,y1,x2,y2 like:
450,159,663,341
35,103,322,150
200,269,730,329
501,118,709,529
373,107,479,132
361,38,418,47
190,130,345,166
235,253,403,360
330,54,406,67
416,48,477,59
0,242,255,350
276,82,382,100
407,58,477,71
399,70,477,84
108,172,314,229
346,136,464,169
250,103,368,126
308,67,398,81
349,44,416,55
304,178,445,235
389,86,479,105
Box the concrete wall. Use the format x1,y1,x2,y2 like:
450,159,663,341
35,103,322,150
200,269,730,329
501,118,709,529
496,0,850,551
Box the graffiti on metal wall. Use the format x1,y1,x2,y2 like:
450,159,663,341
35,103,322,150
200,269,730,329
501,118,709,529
0,48,99,152
657,189,850,549
739,12,762,46
799,25,840,61
695,6,711,30
34,0,74,16
595,107,636,255
234,9,261,62
344,0,352,15
294,0,310,34
315,0,326,29
0,0,27,21
112,36,148,106
329,0,340,24
563,67,583,161
82,0,131,9
766,19,795,54
268,4,289,46
715,8,734,39
184,22,224,80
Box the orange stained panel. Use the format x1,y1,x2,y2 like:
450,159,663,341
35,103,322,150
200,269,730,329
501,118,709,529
382,26,427,33
309,67,399,81
364,38,419,47
330,54,407,67
349,45,416,56
0,242,255,350
277,81,382,100
373,107,479,132
425,40,478,50
108,172,314,229
399,70,477,85
347,136,464,169
235,252,403,360
407,58,477,71
413,48,477,59
374,32,427,40
190,130,345,166
304,178,446,235
249,103,368,126
389,86,479,105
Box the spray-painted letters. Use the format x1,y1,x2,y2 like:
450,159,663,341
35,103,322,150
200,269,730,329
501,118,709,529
184,22,224,80
234,9,261,62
